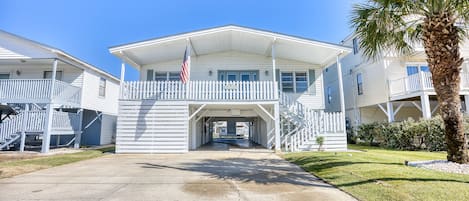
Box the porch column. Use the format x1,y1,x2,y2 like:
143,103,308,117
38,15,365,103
386,102,394,122
465,95,469,115
336,54,347,138
19,104,29,152
74,109,83,149
274,102,281,151
271,38,277,83
119,62,126,97
41,59,58,153
421,94,431,119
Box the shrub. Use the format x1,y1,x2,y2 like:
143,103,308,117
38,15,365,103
355,116,467,151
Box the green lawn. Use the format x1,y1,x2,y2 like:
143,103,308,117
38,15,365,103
283,145,469,201
0,147,114,179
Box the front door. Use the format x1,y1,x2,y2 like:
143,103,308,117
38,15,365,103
219,71,258,81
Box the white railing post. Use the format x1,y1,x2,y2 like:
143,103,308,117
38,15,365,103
41,59,58,153
19,104,29,152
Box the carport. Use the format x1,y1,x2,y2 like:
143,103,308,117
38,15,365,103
188,103,277,150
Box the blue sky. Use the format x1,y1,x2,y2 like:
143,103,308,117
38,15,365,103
0,0,363,80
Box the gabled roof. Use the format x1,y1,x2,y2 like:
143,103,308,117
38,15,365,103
110,25,351,70
0,30,119,82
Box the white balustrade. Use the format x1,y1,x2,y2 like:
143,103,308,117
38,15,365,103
0,79,81,106
121,80,278,101
0,110,81,144
389,72,469,97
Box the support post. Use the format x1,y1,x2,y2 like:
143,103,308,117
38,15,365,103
421,94,431,119
271,38,277,83
386,102,394,122
41,59,58,153
191,119,197,150
119,62,126,98
465,95,469,115
20,104,29,152
74,109,83,149
336,54,347,144
274,102,281,151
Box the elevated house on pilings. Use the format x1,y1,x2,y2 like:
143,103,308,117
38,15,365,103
110,25,351,153
324,33,469,128
0,30,120,152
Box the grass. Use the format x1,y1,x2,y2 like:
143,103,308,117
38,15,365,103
0,146,113,179
283,144,469,201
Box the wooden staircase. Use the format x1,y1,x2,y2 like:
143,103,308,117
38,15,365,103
279,92,346,152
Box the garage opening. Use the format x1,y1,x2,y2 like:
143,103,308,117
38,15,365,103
195,117,267,150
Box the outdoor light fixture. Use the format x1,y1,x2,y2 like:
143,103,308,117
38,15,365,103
209,70,213,76
15,70,21,76
265,70,269,76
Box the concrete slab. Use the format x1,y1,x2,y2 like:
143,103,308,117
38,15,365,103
0,150,356,201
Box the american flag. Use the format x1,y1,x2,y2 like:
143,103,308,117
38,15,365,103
179,46,190,84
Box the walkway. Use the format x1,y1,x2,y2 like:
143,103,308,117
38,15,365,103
0,150,356,201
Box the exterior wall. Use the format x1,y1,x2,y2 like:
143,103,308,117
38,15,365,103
81,109,102,146
100,113,117,145
116,100,189,153
140,51,325,109
80,70,119,115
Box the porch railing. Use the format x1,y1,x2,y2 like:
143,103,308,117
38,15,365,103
121,80,278,101
0,79,81,106
389,72,469,97
0,110,81,144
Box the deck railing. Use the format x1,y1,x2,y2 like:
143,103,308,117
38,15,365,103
121,80,278,101
0,110,81,143
0,79,81,106
389,72,469,97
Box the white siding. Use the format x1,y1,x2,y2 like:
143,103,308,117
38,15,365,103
116,100,189,153
0,63,83,87
80,70,119,115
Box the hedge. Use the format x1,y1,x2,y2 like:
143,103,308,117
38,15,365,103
354,116,469,151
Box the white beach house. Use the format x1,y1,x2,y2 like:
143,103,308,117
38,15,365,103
324,34,469,127
0,30,120,152
110,25,351,153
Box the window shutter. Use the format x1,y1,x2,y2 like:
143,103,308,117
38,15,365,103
147,69,154,81
308,69,316,95
275,69,280,89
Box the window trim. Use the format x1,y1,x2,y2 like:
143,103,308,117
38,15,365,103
99,77,106,98
357,73,363,95
405,63,430,76
280,71,309,94
0,73,10,79
352,37,359,55
43,71,63,81
153,71,180,81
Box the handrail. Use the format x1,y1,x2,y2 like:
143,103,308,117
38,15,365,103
0,79,81,106
121,80,278,101
389,72,469,97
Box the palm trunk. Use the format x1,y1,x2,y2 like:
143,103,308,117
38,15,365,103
423,12,468,164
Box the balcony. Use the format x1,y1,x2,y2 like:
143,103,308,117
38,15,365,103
0,79,82,107
388,72,469,100
120,80,278,101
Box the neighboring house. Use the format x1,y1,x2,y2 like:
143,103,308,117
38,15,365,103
0,30,120,152
324,33,469,129
110,25,351,153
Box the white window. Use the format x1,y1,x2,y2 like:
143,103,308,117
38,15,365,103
406,64,429,76
154,72,180,81
353,38,359,55
357,73,363,95
0,73,9,79
43,71,63,81
327,87,332,104
281,72,308,93
99,77,106,97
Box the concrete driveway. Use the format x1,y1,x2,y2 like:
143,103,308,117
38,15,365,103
0,149,356,201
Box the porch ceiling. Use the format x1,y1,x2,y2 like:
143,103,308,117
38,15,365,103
110,25,351,70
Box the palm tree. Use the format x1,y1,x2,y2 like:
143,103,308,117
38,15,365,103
351,0,469,163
